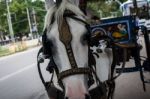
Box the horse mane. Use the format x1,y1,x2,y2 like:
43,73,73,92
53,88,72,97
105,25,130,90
44,0,85,30
43,5,57,30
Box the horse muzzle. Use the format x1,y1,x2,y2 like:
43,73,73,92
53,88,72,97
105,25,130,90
46,82,107,99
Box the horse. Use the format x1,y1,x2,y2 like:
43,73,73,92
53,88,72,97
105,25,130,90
42,0,115,99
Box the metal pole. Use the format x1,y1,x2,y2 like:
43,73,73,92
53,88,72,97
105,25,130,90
133,0,138,15
142,27,150,60
25,0,33,39
133,0,147,91
32,8,38,37
6,0,15,42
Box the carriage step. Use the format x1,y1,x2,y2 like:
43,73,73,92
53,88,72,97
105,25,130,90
116,67,141,73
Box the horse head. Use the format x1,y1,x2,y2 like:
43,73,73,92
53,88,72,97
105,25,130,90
44,0,91,98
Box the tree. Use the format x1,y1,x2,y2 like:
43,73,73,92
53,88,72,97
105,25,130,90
0,0,8,34
10,0,28,36
0,0,46,38
87,0,128,18
0,0,129,38
31,0,46,35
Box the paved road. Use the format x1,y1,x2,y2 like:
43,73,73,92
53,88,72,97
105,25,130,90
0,47,38,78
0,47,49,99
0,39,150,99
114,61,150,99
114,36,150,99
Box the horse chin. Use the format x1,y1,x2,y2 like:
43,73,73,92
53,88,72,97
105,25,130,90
63,76,89,99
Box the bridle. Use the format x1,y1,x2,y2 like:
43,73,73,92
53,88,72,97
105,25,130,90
57,14,92,83
42,11,97,89
37,10,131,99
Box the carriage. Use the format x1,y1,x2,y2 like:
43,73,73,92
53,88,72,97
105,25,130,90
91,15,150,89
37,0,150,99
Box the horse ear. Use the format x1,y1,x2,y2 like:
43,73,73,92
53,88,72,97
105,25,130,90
45,0,55,10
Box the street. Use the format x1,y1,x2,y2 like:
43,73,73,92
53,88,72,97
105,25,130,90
0,40,150,99
1,0,150,98
114,36,150,99
0,47,49,99
114,62,150,99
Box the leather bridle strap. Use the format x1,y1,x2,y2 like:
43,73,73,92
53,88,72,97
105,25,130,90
58,68,91,81
58,16,91,82
58,17,78,68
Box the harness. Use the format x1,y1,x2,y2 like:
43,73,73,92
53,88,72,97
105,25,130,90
57,16,92,82
37,11,130,99
37,11,111,99
40,11,98,87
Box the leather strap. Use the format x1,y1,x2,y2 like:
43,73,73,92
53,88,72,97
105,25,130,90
58,68,91,81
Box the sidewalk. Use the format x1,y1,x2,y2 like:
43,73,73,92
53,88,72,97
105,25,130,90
0,39,41,57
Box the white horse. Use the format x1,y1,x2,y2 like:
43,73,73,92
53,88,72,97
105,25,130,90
44,0,114,99
91,43,113,83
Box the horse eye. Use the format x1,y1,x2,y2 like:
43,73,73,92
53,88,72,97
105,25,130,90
81,33,89,45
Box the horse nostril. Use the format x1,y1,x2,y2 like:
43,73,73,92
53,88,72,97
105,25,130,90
85,94,91,99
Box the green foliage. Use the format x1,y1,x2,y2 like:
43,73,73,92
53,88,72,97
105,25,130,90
31,0,46,34
10,0,28,35
0,0,129,37
0,0,45,37
87,0,128,18
0,46,9,57
10,0,27,13
0,0,8,33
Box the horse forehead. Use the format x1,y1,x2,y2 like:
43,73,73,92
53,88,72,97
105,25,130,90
68,18,87,35
48,19,86,40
